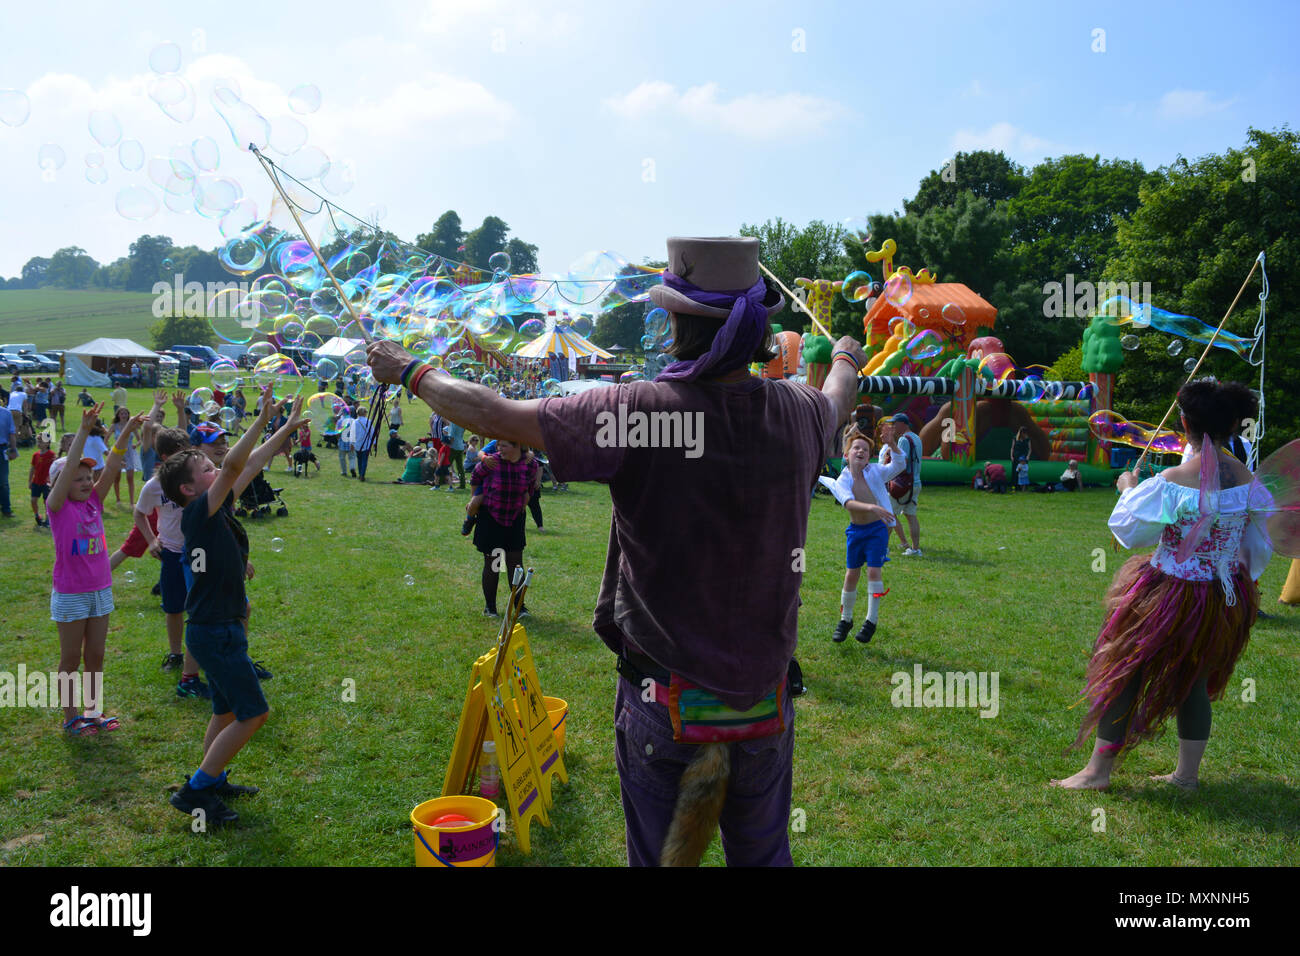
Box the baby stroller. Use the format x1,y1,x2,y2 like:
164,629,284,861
235,471,289,519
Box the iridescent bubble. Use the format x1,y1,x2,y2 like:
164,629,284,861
191,136,220,171
1088,409,1184,454
253,353,303,397
38,143,66,171
208,288,262,344
115,185,159,220
0,90,31,127
1166,339,1184,357
841,216,871,244
124,570,136,585
219,407,240,428
269,116,308,155
150,75,196,123
1121,334,1140,351
212,86,270,149
404,574,415,587
488,251,511,274
840,271,875,304
118,139,145,172
88,110,121,148
884,273,913,308
941,302,966,327
1184,357,1198,374
270,537,285,553
219,234,266,276
195,175,242,218
303,391,336,423
640,334,657,351
148,41,182,74
320,160,356,196
86,167,108,185
162,258,173,269
516,317,545,341
281,145,329,181
570,315,594,338
644,308,669,338
209,362,239,391
202,399,221,417
481,373,500,389
311,357,339,382
85,150,105,168
904,329,944,362
189,387,214,409
541,378,563,398
219,198,262,239
288,84,321,114
247,342,276,363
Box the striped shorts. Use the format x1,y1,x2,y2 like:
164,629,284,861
50,587,115,623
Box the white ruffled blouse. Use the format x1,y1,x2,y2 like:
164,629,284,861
1108,475,1272,603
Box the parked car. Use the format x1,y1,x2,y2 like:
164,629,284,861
170,344,222,367
1,353,40,374
161,350,201,368
156,353,180,369
20,351,59,372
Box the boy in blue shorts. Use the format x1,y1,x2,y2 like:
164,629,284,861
820,428,905,644
159,389,297,824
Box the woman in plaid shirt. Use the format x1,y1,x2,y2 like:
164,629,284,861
466,438,540,616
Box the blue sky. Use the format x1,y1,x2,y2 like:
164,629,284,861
0,0,1295,279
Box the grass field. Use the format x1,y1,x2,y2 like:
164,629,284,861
1,383,1297,866
0,290,160,351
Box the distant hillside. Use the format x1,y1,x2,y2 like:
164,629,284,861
0,290,161,350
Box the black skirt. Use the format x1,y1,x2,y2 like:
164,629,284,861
473,509,526,555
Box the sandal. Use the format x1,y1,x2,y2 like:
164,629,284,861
63,716,99,736
92,715,121,732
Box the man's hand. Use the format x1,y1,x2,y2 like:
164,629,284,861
147,539,163,559
245,561,255,580
152,389,167,409
366,340,415,386
172,390,187,414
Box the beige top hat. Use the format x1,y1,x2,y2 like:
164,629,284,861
648,237,785,320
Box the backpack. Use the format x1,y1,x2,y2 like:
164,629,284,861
885,433,918,503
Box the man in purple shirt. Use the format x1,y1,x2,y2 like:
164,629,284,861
368,237,864,865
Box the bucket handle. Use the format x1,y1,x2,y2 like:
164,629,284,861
415,822,500,867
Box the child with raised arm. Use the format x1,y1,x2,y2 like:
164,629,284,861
160,388,295,824
47,402,148,735
820,427,905,644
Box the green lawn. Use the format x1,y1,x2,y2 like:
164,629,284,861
1,384,1297,866
0,290,161,351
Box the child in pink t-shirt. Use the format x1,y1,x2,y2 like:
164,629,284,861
47,402,146,735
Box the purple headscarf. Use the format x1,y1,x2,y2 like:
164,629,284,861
654,273,770,383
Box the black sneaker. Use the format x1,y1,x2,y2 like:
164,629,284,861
215,780,260,798
161,652,184,671
518,605,531,618
461,516,477,537
177,676,211,699
483,606,499,617
350,468,357,477
170,782,238,824
151,582,162,596
855,620,876,644
251,660,273,681
832,619,852,643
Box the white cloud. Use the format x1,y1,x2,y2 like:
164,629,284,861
603,81,847,139
950,121,1056,158
1157,89,1234,120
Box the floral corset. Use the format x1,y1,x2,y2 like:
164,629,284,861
1150,512,1249,603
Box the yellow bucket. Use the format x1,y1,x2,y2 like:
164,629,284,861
411,796,499,867
545,696,568,754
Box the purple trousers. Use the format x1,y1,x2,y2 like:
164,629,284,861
613,677,794,866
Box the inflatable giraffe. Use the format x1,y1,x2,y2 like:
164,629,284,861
794,277,841,387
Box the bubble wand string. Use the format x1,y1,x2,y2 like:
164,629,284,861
248,143,373,345
757,263,833,340
1132,253,1263,471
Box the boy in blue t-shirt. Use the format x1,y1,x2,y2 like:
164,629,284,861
1015,458,1030,492
158,388,294,824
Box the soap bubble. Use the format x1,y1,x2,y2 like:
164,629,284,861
209,362,239,391
191,136,220,171
189,387,214,410
124,570,136,585
247,341,277,362
404,574,415,587
481,373,500,388
326,527,333,535
941,303,966,327
904,329,945,362
88,110,121,148
1166,339,1184,357
38,143,66,171
86,167,109,185
488,251,511,273
288,84,321,114
118,139,145,172
115,185,159,220
644,307,669,338
321,160,356,196
1183,357,1198,373
270,537,285,553
253,353,303,396
218,234,266,275
884,273,912,307
841,216,871,244
0,90,31,127
312,357,339,382
541,378,563,398
640,334,657,351
1120,334,1140,351
202,400,220,416
219,407,240,428
269,116,308,155
148,41,182,74
303,391,336,423
841,271,875,304
150,75,196,123
85,150,105,168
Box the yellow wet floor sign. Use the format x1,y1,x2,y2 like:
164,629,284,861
442,623,564,855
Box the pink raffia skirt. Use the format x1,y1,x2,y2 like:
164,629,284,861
1071,553,1259,752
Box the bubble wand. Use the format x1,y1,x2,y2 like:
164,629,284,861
248,143,373,345
1132,253,1263,471
757,263,833,340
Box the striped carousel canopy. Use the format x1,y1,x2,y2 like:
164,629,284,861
513,327,613,360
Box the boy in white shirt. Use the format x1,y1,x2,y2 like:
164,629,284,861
820,427,905,644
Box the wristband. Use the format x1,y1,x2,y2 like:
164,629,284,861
833,352,862,371
407,362,433,395
112,444,128,456
399,358,422,390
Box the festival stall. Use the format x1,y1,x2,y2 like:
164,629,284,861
65,337,161,387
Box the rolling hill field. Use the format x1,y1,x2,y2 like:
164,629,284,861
0,290,161,350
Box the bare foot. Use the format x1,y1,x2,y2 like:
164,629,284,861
1150,773,1198,791
1049,770,1111,790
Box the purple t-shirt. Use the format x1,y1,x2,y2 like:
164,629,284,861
539,377,838,710
50,489,111,595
